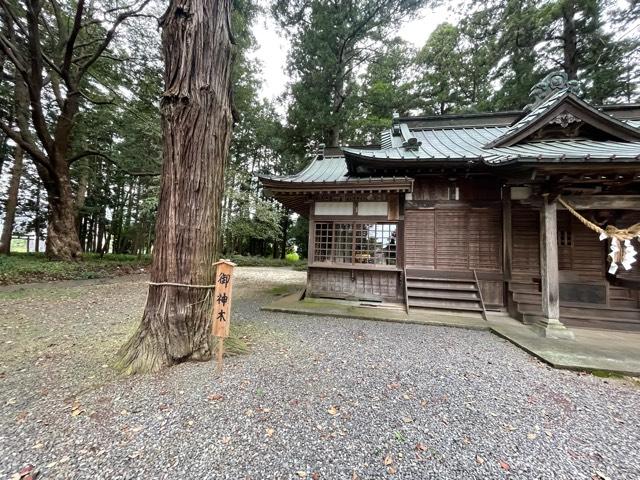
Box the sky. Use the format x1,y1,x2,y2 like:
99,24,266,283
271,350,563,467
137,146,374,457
249,3,459,103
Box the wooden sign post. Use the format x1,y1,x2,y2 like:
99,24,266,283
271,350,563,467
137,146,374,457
212,259,236,374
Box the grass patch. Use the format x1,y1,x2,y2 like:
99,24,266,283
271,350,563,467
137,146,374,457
0,252,151,285
228,254,306,269
269,285,301,296
590,369,625,379
218,324,255,357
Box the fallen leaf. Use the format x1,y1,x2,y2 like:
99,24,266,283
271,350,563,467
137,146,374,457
265,427,275,437
208,394,224,401
383,454,393,466
402,416,413,424
351,472,360,480
499,460,510,471
387,466,397,475
592,471,612,480
527,433,537,440
327,406,339,416
296,471,307,478
475,455,485,465
222,436,231,444
415,443,428,452
311,472,320,480
402,394,410,400
387,383,400,390
18,465,35,476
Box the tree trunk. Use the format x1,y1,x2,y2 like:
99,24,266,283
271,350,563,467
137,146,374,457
562,1,578,80
75,160,89,232
116,0,234,374
280,212,290,260
34,184,41,253
45,174,83,259
0,147,24,254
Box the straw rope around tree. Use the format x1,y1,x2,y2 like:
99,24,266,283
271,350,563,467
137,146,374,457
557,196,640,273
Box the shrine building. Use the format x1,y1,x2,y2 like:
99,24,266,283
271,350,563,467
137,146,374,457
259,72,640,337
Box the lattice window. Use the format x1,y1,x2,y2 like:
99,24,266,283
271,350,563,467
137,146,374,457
558,230,573,246
314,222,333,262
334,223,353,263
313,222,397,266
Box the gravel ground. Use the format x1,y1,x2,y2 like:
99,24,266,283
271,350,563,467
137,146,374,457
1,267,639,480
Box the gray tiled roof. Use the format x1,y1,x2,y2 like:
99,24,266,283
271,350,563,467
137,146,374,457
259,156,411,184
260,156,348,183
344,124,640,165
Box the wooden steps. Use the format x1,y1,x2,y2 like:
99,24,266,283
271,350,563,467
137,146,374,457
406,277,483,313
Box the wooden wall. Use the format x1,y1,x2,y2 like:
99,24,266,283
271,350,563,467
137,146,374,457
411,177,501,201
404,177,504,306
404,207,502,272
307,267,401,302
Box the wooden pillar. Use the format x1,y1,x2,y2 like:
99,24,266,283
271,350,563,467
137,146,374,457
536,194,574,339
502,187,512,280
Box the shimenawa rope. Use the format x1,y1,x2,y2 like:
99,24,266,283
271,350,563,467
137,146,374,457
557,196,640,273
148,281,217,289
557,196,640,241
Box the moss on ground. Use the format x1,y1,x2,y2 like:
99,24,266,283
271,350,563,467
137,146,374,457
0,253,151,285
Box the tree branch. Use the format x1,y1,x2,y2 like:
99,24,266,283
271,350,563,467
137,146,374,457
0,120,51,172
68,150,160,177
61,0,85,83
78,0,153,79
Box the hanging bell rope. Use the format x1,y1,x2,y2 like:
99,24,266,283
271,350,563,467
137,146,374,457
557,196,640,274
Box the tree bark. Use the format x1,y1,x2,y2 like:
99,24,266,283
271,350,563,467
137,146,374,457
116,0,234,374
0,147,24,255
562,1,578,80
34,183,41,253
44,167,83,259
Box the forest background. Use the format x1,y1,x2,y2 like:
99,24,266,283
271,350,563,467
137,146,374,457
0,0,638,266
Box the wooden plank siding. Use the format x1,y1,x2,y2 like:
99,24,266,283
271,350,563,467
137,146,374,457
308,267,401,302
512,207,540,274
405,207,502,273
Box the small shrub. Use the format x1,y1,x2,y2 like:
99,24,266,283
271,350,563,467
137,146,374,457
285,252,300,262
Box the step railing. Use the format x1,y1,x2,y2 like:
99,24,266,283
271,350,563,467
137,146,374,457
472,269,488,321
403,267,410,314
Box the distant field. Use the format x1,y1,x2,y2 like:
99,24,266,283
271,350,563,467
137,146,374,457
9,238,29,253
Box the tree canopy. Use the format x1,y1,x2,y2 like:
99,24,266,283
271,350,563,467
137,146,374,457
0,0,638,261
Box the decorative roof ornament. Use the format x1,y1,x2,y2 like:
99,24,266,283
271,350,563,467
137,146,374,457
524,71,581,111
550,112,580,128
392,111,401,136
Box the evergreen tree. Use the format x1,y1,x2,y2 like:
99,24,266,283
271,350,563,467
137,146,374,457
273,0,429,148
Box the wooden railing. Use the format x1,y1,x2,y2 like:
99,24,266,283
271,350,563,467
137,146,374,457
473,269,487,321
403,267,410,314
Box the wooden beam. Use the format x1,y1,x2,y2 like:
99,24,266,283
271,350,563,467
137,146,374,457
560,195,640,210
